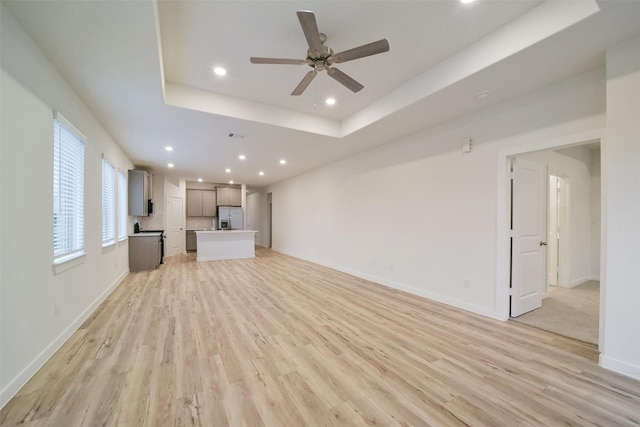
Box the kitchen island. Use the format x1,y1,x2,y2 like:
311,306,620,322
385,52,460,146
195,230,258,262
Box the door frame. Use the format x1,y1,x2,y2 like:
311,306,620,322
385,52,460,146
495,129,604,343
267,192,272,248
547,172,571,290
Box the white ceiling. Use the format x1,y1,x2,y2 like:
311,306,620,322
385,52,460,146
3,0,640,188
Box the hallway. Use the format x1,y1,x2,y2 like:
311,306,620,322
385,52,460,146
512,280,599,345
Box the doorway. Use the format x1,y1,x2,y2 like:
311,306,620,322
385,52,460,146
506,140,601,345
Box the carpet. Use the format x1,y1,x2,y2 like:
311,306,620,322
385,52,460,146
511,280,599,345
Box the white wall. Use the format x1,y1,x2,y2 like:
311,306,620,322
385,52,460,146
247,191,269,247
519,145,599,286
1,4,133,406
267,68,606,320
601,34,640,379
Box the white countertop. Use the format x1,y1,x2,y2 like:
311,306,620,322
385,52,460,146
128,232,162,237
195,230,258,234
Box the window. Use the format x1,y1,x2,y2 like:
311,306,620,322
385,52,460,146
118,170,128,241
102,158,116,247
53,114,85,262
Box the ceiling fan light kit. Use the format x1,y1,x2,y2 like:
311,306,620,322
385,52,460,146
250,10,390,96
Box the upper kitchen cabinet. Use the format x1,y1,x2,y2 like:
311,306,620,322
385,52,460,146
187,189,216,217
216,186,241,206
128,170,150,216
202,190,217,216
186,189,202,217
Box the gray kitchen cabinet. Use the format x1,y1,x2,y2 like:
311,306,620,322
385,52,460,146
216,187,241,206
202,190,217,216
187,189,216,217
128,233,161,272
128,170,149,216
229,187,241,206
186,230,197,251
216,187,229,206
187,189,202,217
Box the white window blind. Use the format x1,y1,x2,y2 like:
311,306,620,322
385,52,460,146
53,115,85,260
102,158,116,246
118,170,128,240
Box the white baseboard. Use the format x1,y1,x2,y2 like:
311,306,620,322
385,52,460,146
0,269,129,409
274,248,503,322
600,354,640,380
566,276,597,288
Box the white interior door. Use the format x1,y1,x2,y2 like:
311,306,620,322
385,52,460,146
166,196,183,256
511,157,547,317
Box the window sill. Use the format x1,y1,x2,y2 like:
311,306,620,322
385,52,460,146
117,237,128,246
52,251,86,275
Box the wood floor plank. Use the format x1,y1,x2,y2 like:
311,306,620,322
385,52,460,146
2,248,639,426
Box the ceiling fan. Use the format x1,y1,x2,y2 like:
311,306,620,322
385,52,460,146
250,10,390,96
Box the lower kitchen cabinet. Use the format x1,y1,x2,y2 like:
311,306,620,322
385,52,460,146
186,230,197,252
128,233,162,272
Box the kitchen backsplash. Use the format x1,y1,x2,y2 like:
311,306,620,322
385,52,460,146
136,214,164,231
186,217,216,230
135,215,216,231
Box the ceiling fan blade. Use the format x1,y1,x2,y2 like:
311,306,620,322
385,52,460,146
327,67,364,93
297,10,322,52
329,39,390,64
250,57,308,65
291,70,317,96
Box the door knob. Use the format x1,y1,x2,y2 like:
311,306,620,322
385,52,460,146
540,241,547,246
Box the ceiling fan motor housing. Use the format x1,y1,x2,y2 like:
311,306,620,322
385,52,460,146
307,45,334,71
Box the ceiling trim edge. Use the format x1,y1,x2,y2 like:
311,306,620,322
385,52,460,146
155,0,600,140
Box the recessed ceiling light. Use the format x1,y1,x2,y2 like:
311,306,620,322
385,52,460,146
325,97,336,106
229,180,234,184
225,168,231,173
165,146,173,152
259,171,265,176
168,163,174,168
198,178,203,182
460,0,475,3
280,159,286,165
213,67,227,76
238,154,246,160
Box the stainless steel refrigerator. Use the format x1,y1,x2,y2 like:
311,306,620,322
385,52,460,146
218,206,243,230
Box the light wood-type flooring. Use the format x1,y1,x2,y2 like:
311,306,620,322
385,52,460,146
2,248,639,426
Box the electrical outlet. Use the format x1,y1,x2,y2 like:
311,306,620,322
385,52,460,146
54,303,60,317
464,279,470,289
